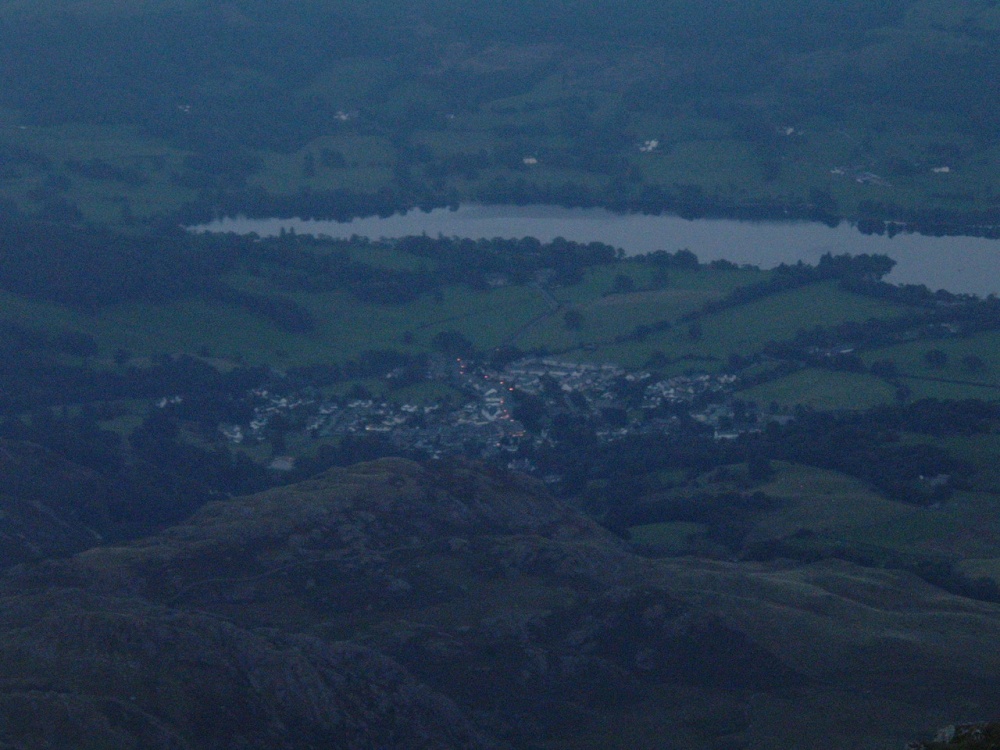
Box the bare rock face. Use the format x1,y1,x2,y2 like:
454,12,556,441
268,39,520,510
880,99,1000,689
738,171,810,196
0,588,499,750
909,723,1000,749
2,457,1000,748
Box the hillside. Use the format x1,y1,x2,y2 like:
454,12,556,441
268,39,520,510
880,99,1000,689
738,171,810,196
2,0,1000,226
0,438,106,566
2,457,998,748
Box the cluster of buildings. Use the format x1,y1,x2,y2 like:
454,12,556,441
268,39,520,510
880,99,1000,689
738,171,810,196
219,389,317,444
300,396,527,461
829,166,897,187
486,358,627,399
217,357,747,463
642,372,737,410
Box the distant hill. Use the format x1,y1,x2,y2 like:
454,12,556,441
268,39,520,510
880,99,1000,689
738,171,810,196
2,0,1000,224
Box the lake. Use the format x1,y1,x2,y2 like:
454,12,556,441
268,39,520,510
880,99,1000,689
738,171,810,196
193,205,1000,296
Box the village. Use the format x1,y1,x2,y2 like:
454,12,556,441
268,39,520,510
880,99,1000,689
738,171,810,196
217,357,751,471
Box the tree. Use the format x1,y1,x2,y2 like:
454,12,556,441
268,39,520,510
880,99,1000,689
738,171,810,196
55,331,99,361
870,359,899,379
727,353,750,371
808,187,839,219
610,274,635,294
563,308,584,330
650,266,670,288
672,249,700,269
319,148,346,169
510,390,546,432
962,354,987,374
924,349,949,368
540,374,562,398
302,152,316,178
113,348,132,367
431,329,474,357
346,383,372,401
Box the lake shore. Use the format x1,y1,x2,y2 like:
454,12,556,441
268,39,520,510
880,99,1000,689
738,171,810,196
192,205,1000,296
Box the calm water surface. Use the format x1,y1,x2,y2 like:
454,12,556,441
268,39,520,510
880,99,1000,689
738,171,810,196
194,205,1000,296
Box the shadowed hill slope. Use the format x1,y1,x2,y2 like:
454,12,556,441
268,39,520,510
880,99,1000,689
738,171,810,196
0,438,105,566
1,457,999,748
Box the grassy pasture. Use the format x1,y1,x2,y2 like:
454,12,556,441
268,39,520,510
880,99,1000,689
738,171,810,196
625,462,928,561
573,279,916,371
865,491,1000,560
0,274,551,368
625,461,1000,571
957,557,1000,587
938,433,1000,505
685,281,913,355
861,329,1000,401
3,67,998,226
0,238,949,389
518,272,738,357
750,462,918,546
752,458,1000,563
1,122,196,222
251,134,397,195
738,369,897,411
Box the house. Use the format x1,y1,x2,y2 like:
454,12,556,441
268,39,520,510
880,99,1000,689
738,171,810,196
268,456,296,472
220,424,244,444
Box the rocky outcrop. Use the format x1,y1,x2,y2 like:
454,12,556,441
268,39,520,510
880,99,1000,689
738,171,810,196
910,723,1000,749
0,588,499,750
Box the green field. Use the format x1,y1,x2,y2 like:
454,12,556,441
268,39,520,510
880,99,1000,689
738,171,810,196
626,460,1000,571
562,279,919,372
860,329,1000,401
752,462,918,544
80,281,549,366
0,248,942,380
739,368,897,411
4,69,996,230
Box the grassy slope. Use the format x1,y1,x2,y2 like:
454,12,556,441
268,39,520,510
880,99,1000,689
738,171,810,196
3,1,1000,224
860,330,1000,400
581,279,916,371
6,95,988,226
1,250,928,380
739,368,898,411
629,459,1000,579
629,461,918,553
6,221,1000,420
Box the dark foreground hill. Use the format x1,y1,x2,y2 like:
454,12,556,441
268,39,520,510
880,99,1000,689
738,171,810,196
0,438,105,567
1,457,998,748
